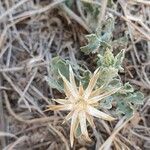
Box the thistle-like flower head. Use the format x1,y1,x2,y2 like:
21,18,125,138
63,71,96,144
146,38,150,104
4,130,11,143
47,66,120,147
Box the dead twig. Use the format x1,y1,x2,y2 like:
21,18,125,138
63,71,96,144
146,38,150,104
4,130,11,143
0,71,6,149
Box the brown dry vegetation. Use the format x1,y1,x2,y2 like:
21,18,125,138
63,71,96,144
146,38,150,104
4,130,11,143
0,0,150,150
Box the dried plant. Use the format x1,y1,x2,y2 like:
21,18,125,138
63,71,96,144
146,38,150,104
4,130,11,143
45,48,144,147
46,66,120,147
44,2,144,148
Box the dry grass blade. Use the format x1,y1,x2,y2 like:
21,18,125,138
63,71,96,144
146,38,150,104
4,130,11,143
48,123,70,150
132,0,150,6
30,85,50,104
0,0,29,20
2,72,44,114
0,66,24,73
4,136,28,150
97,0,108,33
13,0,65,21
0,132,17,139
0,74,6,149
61,4,91,32
0,0,65,21
18,68,37,104
99,117,133,150
4,91,53,124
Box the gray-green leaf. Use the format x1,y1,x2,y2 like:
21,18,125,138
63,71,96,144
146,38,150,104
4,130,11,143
80,34,101,54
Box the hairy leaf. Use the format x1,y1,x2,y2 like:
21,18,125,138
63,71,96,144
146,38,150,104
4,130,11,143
103,49,115,67
116,101,133,118
80,34,101,54
120,82,134,94
51,56,69,79
114,49,125,71
45,76,63,93
65,0,73,8
100,96,113,109
115,91,144,118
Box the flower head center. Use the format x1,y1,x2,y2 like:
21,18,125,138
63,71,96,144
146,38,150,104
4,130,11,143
75,97,87,110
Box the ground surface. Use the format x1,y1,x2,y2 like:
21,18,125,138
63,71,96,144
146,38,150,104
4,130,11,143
0,0,150,150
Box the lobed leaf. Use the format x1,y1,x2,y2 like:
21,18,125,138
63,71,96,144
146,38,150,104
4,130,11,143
51,56,69,79
80,34,101,54
45,76,63,92
114,91,144,118
100,96,113,109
